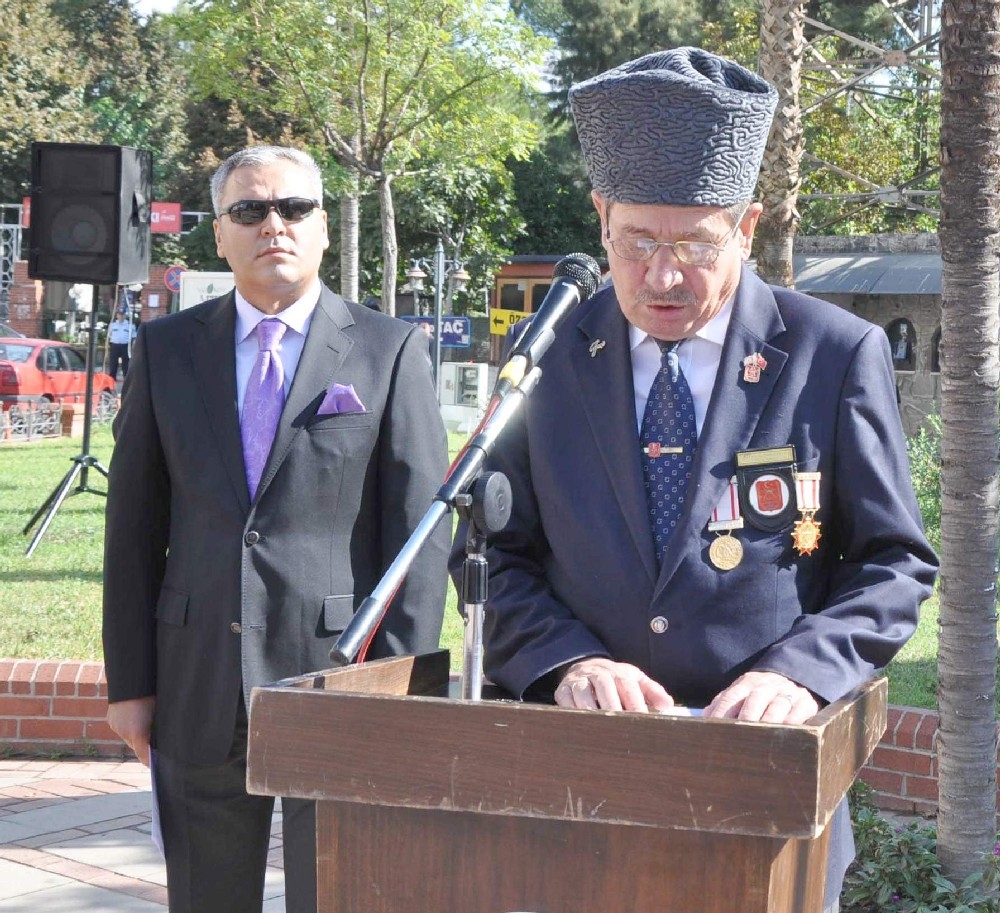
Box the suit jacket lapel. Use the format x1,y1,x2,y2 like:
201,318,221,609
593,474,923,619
571,292,659,586
256,285,355,499
654,268,789,593
191,293,251,514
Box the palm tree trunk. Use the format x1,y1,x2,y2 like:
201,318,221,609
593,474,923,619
937,0,1000,882
756,0,805,288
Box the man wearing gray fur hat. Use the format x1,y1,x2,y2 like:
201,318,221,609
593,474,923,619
452,48,937,910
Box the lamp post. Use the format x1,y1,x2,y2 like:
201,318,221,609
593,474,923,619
404,238,470,391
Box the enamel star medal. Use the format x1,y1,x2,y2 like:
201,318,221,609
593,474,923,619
792,471,822,556
708,477,744,570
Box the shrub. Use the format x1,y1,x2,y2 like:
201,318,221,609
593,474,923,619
844,783,1000,912
906,413,941,551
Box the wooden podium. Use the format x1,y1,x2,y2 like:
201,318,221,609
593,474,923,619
247,652,885,913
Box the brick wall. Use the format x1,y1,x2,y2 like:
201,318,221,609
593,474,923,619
0,659,127,759
0,658,986,819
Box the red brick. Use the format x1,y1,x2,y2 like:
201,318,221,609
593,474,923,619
0,660,15,688
52,697,108,720
893,710,923,749
859,767,904,794
31,661,61,683
871,745,934,777
903,774,939,802
0,695,51,718
18,719,84,740
871,793,937,818
914,714,939,752
0,719,18,738
55,681,76,696
76,664,103,686
885,705,902,733
30,662,60,695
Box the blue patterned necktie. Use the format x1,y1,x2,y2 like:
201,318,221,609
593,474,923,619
640,340,697,562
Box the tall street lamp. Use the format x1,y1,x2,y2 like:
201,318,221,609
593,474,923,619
404,237,470,390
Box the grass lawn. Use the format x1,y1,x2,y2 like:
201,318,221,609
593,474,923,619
0,428,946,710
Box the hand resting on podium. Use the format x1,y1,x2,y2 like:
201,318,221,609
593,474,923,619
553,658,819,724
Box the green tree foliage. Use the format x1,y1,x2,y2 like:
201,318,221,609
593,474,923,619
0,1,96,200
507,126,599,257
48,0,190,197
544,0,705,120
176,0,548,311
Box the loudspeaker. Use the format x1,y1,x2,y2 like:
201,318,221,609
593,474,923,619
28,142,152,285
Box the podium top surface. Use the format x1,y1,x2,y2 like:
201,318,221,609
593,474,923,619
247,651,886,839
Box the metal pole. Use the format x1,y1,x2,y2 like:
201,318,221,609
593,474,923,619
433,238,444,392
79,285,98,488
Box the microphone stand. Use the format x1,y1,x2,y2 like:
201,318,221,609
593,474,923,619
455,472,512,701
329,369,542,700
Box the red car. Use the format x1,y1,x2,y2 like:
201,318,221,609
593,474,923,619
0,337,118,419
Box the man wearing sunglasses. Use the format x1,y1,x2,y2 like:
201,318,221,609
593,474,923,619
455,49,937,911
103,145,449,913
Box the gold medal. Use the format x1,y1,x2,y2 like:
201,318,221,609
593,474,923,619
709,533,744,570
792,514,822,556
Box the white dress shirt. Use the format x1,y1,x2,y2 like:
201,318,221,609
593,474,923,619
629,294,734,436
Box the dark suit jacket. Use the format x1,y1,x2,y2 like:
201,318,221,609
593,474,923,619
465,267,938,705
103,285,450,765
451,267,938,905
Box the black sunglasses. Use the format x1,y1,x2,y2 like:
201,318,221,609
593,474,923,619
220,197,320,225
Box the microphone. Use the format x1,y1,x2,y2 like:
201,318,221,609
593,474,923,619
496,253,602,390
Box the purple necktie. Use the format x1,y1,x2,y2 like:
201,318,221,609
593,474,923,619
241,318,287,500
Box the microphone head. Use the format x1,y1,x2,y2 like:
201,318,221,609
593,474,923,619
554,253,602,300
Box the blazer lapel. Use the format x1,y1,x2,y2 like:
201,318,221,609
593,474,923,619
571,292,659,586
255,286,355,499
191,293,251,514
654,268,789,593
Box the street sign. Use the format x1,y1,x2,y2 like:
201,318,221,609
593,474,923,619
400,315,471,348
490,307,529,336
163,264,186,293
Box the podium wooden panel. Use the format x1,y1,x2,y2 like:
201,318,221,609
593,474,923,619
247,652,886,913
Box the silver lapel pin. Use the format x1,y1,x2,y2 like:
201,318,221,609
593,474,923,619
589,339,606,358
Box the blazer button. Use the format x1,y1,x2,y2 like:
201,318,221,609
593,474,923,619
230,622,242,634
650,616,669,634
244,530,260,546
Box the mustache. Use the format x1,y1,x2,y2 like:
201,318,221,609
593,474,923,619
636,288,695,307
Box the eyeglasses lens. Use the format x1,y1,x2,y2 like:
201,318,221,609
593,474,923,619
225,198,317,225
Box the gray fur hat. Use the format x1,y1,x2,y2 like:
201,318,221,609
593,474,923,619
569,47,778,206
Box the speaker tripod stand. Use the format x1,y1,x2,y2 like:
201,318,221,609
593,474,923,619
23,285,111,557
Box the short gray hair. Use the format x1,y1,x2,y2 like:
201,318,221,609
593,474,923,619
210,146,324,216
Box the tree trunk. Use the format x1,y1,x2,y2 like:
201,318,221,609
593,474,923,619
756,0,805,288
338,134,360,303
339,179,360,304
378,174,398,317
937,0,1000,882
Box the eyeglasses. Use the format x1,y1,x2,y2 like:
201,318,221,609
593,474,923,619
607,213,746,267
219,197,320,225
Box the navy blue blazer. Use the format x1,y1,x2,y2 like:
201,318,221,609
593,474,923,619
459,266,937,706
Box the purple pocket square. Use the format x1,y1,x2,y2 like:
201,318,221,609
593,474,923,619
317,383,366,415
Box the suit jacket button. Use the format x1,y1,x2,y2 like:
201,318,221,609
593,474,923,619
230,622,242,634
650,616,669,634
244,530,260,546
